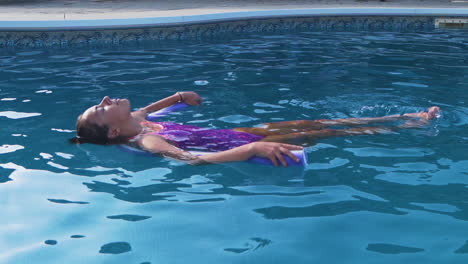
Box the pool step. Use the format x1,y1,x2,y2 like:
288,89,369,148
435,18,468,29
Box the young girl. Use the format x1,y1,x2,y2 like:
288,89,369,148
70,91,440,167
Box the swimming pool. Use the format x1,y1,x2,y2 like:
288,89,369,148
1,29,467,263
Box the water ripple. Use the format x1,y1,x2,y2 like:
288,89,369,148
0,30,467,263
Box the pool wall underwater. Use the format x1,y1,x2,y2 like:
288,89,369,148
1,8,468,48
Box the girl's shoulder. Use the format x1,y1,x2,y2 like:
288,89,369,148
132,133,178,154
140,121,165,132
129,127,163,143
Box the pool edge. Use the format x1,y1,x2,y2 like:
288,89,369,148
1,7,468,31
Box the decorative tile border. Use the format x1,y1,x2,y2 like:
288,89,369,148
0,16,457,48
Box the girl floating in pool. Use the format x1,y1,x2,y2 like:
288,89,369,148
70,91,440,166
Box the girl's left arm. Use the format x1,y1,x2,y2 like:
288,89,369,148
139,135,302,166
197,142,303,167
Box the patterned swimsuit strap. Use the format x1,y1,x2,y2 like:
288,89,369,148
128,121,164,142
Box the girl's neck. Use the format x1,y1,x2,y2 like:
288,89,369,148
119,115,143,138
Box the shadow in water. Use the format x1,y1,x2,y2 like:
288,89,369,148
366,243,424,254
254,195,407,219
81,161,307,203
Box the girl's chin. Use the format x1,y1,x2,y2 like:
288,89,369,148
123,99,131,109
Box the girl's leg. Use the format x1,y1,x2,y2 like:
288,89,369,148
265,106,440,128
234,106,440,136
259,126,398,145
258,113,440,145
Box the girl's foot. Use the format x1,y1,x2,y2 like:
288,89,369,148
403,106,440,120
399,106,440,128
425,106,441,120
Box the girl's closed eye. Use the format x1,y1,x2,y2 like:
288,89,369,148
95,106,104,112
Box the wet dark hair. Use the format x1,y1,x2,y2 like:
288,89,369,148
69,115,127,145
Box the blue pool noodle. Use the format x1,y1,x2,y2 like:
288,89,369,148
121,102,307,166
146,102,190,120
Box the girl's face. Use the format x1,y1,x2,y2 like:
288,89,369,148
81,96,131,128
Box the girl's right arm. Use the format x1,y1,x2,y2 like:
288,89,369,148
139,135,302,167
137,91,202,115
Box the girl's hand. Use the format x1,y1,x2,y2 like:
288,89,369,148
248,142,303,167
179,91,202,106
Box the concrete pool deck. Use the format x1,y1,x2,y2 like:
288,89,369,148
0,0,468,30
1,0,467,47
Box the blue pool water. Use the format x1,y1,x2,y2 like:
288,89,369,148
1,30,467,263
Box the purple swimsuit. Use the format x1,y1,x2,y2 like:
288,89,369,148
142,121,264,152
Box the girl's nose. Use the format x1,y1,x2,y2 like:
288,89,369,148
99,96,111,106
